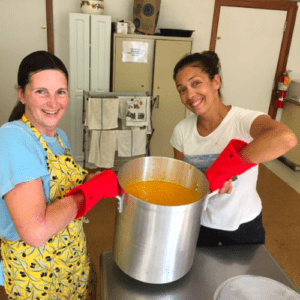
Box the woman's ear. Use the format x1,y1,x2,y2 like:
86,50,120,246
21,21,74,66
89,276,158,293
213,74,222,91
17,86,25,104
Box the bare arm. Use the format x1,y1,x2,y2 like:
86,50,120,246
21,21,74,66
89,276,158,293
4,178,84,248
239,115,297,164
174,148,184,160
84,170,102,182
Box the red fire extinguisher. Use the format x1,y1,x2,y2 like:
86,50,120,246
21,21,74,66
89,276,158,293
275,69,290,109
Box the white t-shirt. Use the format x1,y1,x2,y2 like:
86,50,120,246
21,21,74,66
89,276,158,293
170,106,266,231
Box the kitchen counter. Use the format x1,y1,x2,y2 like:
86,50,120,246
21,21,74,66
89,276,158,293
100,245,299,299
279,99,300,169
286,98,300,106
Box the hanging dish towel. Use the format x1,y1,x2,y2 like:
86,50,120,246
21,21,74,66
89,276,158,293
88,130,117,168
121,119,131,130
116,129,147,157
86,98,119,130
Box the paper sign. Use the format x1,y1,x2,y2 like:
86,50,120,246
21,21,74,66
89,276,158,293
122,41,148,63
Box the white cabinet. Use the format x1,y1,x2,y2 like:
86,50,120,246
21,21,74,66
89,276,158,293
69,13,111,161
112,33,193,158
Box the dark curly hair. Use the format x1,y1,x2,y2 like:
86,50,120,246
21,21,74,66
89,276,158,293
173,51,221,80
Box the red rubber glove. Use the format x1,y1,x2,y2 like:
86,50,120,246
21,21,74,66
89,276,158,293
66,169,119,219
205,139,257,192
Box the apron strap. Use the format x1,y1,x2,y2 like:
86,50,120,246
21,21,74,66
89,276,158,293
0,238,2,260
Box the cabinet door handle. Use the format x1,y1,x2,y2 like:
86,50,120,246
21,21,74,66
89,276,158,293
155,95,159,108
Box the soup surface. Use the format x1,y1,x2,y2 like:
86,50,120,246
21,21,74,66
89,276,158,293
124,180,200,206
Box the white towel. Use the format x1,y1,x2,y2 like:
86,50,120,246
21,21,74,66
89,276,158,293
116,129,147,157
88,130,117,168
86,98,119,130
121,119,131,130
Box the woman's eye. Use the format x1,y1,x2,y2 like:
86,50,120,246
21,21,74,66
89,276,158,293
57,90,67,95
36,89,45,94
192,81,200,87
178,88,186,94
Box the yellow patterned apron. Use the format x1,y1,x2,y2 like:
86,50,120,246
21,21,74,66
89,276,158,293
1,116,94,300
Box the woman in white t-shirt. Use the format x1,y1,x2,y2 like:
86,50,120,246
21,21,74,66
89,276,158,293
171,51,297,246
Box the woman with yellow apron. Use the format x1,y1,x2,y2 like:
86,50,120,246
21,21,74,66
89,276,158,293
0,51,119,299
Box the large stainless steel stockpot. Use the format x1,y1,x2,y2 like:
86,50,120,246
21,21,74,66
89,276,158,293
114,156,210,284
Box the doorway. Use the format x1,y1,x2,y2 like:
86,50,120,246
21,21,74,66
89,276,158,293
210,0,298,119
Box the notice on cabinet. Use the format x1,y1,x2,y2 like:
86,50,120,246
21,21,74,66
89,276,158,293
122,41,148,63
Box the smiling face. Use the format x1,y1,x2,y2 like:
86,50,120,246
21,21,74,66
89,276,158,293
175,66,221,116
18,69,69,137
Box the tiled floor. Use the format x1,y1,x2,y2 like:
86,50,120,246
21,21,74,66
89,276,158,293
263,159,300,194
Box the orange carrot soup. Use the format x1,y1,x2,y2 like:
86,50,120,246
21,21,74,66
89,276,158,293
125,180,201,206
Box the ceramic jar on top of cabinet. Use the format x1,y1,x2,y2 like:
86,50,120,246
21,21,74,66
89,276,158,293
80,1,104,15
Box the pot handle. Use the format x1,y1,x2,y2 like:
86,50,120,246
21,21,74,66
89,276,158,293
202,176,238,211
116,195,123,213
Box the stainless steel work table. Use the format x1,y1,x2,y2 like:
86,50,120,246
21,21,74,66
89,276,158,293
100,245,299,299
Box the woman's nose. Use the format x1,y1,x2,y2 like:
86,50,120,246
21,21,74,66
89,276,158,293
46,96,58,108
186,87,195,99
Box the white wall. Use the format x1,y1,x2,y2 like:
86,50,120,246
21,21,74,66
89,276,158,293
0,0,48,127
157,0,214,52
53,1,300,135
277,10,300,122
287,5,300,82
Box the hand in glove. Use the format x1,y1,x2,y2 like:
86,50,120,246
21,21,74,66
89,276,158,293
205,139,257,192
66,169,119,219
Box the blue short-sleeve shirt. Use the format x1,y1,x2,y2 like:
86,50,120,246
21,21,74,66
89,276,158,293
0,121,70,241
0,121,71,285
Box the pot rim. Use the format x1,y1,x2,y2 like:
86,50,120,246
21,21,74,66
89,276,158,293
118,156,209,208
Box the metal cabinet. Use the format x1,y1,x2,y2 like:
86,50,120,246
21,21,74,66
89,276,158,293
112,33,193,158
69,13,111,161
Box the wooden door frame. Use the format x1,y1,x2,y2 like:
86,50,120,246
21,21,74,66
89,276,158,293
46,0,54,54
209,0,298,119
